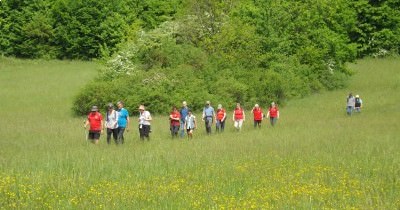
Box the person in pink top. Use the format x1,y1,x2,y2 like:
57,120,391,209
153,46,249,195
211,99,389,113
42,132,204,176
232,103,245,131
266,102,279,126
251,104,263,128
169,106,181,138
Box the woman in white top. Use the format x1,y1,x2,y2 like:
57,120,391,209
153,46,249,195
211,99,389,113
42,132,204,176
105,103,119,144
138,105,152,140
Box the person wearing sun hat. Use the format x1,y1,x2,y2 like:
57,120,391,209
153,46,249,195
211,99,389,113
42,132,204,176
116,101,129,144
354,94,363,113
84,105,104,144
138,104,152,140
202,100,215,135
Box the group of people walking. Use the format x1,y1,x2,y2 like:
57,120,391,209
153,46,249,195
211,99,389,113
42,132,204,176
84,100,280,144
84,101,152,144
346,93,363,116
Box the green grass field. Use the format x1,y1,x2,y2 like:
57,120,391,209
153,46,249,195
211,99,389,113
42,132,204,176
0,57,399,209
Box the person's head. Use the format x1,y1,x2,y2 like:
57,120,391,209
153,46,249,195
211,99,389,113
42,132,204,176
188,109,192,115
172,106,178,112
236,103,241,109
356,95,359,98
107,103,114,111
217,104,222,109
139,105,145,113
348,93,353,97
182,101,187,107
117,101,124,109
271,102,276,107
254,104,259,108
91,106,98,112
205,101,210,106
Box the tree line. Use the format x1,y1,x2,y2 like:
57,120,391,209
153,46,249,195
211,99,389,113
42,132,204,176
1,0,399,114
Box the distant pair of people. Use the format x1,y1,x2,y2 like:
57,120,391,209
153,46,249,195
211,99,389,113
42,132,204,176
170,104,197,139
346,93,363,116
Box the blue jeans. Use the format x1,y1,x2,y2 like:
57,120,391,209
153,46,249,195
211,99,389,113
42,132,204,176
180,120,185,137
117,127,125,144
346,106,354,116
216,120,225,132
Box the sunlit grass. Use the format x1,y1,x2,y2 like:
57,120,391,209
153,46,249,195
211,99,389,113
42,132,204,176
0,57,399,209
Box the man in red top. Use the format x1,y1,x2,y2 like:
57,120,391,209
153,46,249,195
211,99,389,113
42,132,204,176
84,106,104,144
251,104,263,128
169,106,181,138
266,102,279,127
216,104,226,132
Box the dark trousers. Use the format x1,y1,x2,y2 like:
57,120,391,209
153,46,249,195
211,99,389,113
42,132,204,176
216,120,225,132
107,128,118,144
205,117,213,134
139,124,150,140
117,127,125,144
254,120,262,128
170,125,179,138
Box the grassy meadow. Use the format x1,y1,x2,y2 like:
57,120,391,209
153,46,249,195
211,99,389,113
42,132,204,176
0,57,399,209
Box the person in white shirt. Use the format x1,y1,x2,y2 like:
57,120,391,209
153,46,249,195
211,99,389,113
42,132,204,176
138,105,152,141
105,103,119,144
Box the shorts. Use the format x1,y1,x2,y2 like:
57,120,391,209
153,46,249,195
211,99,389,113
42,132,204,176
234,119,243,128
88,130,101,140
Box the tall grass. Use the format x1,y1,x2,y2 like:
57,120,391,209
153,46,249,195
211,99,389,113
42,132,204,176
0,57,399,209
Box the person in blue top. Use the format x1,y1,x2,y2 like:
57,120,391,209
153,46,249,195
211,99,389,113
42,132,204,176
116,101,129,144
179,101,189,138
202,101,215,135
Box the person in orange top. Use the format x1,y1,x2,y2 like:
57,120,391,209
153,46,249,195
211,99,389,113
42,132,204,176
232,103,245,131
84,106,104,144
169,106,181,138
215,104,226,133
266,102,279,126
251,104,263,128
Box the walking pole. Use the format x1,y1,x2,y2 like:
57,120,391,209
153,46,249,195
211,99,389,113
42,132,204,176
84,120,88,145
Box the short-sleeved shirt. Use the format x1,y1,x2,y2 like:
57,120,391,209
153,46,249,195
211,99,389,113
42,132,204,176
203,106,214,118
268,107,279,118
170,111,181,126
216,109,226,120
88,112,103,131
117,108,129,128
180,107,189,122
252,108,263,121
185,115,196,129
139,110,151,125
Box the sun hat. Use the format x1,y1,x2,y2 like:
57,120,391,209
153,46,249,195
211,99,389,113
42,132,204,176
356,95,359,98
138,105,145,110
91,106,98,112
182,101,187,106
107,103,114,108
255,104,259,108
206,101,210,105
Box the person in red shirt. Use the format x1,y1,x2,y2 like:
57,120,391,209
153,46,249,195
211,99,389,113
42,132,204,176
251,104,263,128
84,106,104,144
266,102,279,126
215,104,226,133
232,103,245,131
169,106,181,138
